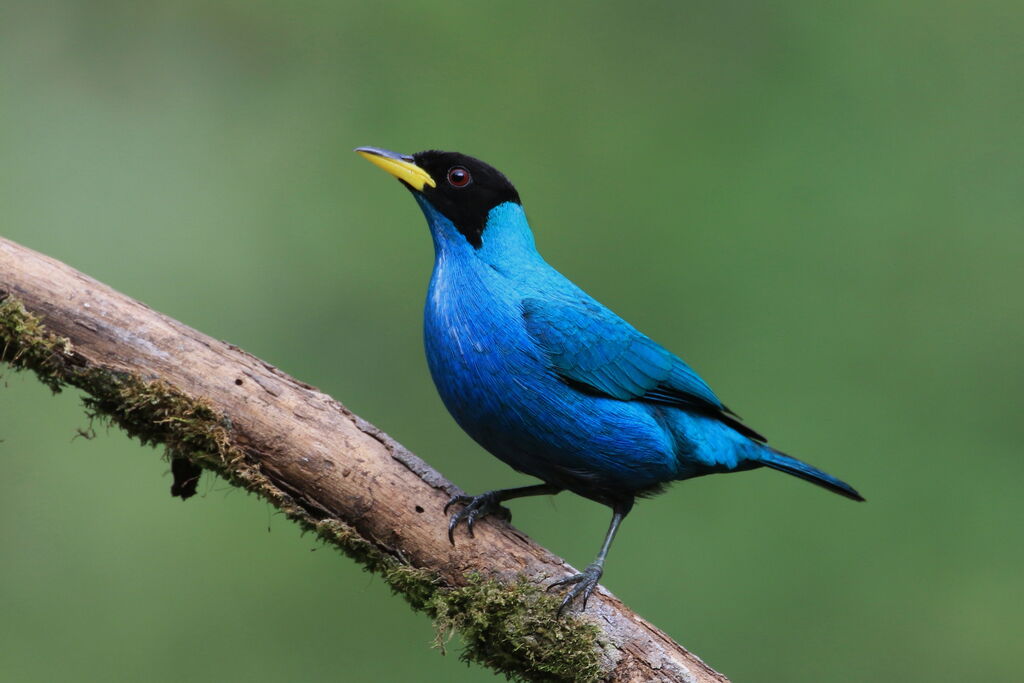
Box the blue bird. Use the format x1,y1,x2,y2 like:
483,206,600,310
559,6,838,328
357,146,863,613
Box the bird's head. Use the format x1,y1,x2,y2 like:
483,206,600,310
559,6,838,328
356,147,533,257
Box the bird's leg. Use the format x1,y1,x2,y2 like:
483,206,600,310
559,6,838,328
445,483,562,544
548,499,633,616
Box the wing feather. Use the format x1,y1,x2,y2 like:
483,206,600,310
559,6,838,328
521,296,765,441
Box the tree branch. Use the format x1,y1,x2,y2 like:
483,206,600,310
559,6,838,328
0,236,729,683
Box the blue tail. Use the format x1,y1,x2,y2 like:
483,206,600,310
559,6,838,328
759,449,864,501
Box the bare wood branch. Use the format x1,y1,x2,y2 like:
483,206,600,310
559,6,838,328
0,236,729,683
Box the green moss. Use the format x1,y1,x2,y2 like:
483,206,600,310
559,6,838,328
0,295,605,682
312,518,440,611
0,296,71,392
430,574,604,683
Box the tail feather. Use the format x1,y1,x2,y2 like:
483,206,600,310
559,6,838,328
759,449,864,502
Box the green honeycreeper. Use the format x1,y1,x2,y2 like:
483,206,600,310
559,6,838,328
357,147,863,614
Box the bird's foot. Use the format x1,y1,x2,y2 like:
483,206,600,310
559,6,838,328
548,562,604,616
444,491,512,545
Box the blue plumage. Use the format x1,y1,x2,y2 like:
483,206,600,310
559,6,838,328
357,147,863,613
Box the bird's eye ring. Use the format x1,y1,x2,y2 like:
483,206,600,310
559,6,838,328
447,166,471,188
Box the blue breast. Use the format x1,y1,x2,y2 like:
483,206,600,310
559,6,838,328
421,201,682,498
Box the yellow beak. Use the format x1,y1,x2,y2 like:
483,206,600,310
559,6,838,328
355,147,436,191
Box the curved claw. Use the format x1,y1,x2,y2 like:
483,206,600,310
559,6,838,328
465,508,481,537
444,494,471,515
444,491,512,546
548,563,604,617
446,511,463,545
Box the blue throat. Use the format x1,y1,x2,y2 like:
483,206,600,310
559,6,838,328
416,196,541,270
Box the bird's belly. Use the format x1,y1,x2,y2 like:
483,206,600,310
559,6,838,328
424,307,677,499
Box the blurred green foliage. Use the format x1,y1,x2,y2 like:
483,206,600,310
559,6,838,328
1,1,1022,681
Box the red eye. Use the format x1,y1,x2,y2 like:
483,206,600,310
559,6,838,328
447,166,471,187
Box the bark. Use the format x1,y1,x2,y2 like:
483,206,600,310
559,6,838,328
0,237,729,683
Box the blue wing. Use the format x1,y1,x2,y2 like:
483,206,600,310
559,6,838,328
521,296,765,441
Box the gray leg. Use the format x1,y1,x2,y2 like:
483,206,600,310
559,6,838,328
548,498,633,615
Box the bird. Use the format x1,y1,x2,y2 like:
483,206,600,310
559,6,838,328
356,146,864,614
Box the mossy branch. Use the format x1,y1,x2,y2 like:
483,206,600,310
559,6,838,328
0,237,729,683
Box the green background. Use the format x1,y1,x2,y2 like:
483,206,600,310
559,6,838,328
2,2,1021,681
